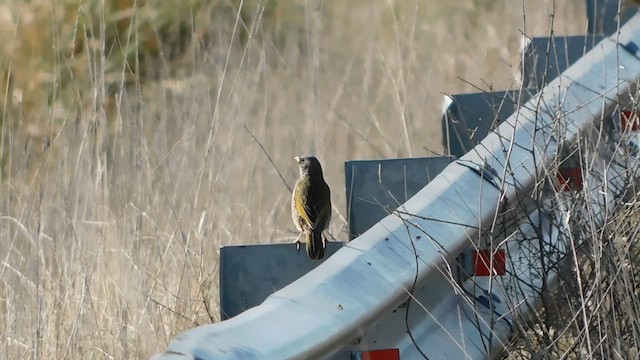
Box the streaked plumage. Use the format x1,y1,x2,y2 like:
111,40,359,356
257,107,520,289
291,156,331,260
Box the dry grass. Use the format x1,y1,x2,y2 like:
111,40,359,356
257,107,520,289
492,109,640,359
0,0,591,358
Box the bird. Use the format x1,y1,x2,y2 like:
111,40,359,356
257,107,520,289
291,156,331,260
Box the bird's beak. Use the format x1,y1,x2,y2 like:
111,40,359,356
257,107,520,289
294,156,301,163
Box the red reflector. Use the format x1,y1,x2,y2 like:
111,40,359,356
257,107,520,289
557,167,583,191
353,349,400,360
473,249,506,276
621,111,640,131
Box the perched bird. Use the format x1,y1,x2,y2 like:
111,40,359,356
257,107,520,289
291,156,331,260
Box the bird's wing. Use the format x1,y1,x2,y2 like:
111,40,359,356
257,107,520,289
295,189,313,227
313,202,329,227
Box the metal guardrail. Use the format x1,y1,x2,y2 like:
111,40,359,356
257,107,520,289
153,13,640,360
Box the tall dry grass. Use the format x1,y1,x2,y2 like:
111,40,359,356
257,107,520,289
0,0,589,358
501,115,640,359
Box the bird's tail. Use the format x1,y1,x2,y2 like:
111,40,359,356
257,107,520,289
306,229,325,260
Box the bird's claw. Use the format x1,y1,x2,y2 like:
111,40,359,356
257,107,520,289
293,234,303,254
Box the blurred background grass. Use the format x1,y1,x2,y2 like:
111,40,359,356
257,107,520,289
0,0,587,358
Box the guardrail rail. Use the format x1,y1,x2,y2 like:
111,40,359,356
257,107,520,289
154,9,640,360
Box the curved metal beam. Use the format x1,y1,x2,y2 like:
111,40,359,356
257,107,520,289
153,14,640,360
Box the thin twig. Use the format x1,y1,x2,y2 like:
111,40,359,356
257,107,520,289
243,124,292,193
